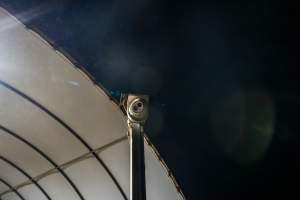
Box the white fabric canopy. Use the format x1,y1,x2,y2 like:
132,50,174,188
0,7,184,200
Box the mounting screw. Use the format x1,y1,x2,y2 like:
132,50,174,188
126,95,149,124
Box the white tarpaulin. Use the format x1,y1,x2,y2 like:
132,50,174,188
0,7,185,200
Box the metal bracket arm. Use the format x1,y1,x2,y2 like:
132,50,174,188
122,94,149,200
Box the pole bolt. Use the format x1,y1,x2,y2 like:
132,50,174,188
125,95,149,124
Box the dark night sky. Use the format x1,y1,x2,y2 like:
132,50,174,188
0,0,299,199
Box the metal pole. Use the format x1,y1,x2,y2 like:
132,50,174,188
123,94,149,200
129,123,146,200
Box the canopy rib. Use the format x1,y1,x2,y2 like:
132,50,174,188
0,125,85,200
0,136,127,197
0,156,52,200
0,178,25,200
0,80,128,200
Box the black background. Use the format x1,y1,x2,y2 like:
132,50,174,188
0,0,299,199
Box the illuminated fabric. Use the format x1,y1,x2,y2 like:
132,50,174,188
0,7,184,200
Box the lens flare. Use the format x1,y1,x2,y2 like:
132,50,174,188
211,89,275,164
